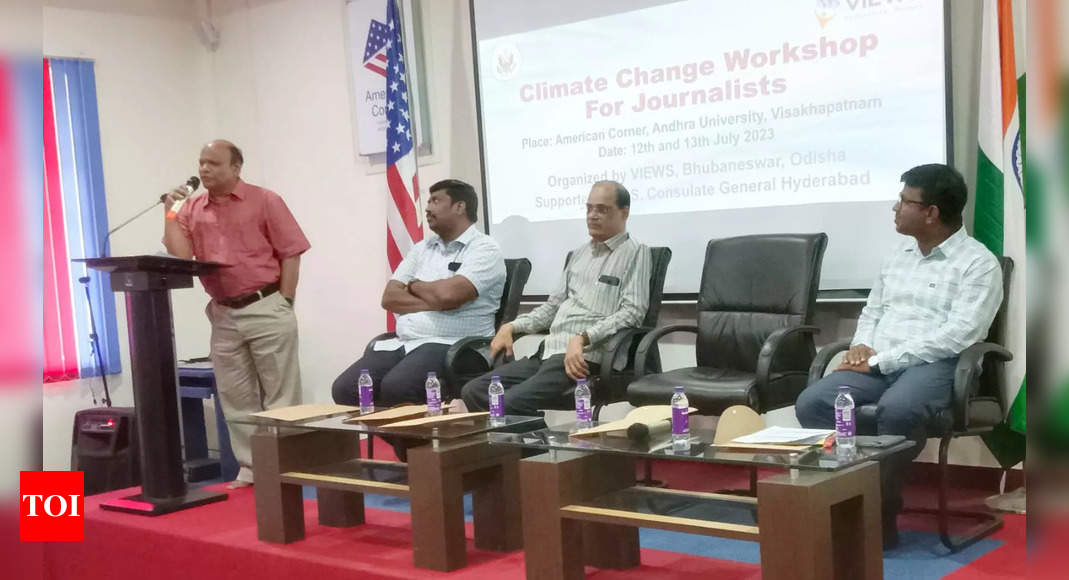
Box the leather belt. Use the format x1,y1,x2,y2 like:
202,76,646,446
216,281,281,309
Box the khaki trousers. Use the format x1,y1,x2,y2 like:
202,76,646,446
207,291,302,482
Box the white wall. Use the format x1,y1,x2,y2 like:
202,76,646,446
40,0,1010,472
202,0,482,406
42,0,213,469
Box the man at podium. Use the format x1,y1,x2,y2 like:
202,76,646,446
162,139,311,488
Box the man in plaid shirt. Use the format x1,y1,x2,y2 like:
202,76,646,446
796,163,1003,548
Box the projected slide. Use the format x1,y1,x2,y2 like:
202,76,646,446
474,0,947,293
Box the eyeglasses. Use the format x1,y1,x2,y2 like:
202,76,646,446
896,196,930,207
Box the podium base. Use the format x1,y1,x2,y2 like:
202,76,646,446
100,487,227,516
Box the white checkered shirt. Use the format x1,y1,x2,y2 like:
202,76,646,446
511,232,651,365
853,227,1003,374
387,225,505,351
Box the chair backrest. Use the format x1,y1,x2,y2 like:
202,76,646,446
644,247,672,328
978,256,1013,400
984,257,1014,345
496,258,532,329
695,233,828,372
561,246,672,328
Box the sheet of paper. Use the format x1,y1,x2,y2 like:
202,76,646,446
571,405,701,437
372,338,404,351
345,404,428,424
730,426,834,444
381,411,489,428
251,403,359,421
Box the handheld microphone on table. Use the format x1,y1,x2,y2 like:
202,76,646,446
162,176,201,220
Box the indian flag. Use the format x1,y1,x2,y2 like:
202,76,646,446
975,0,1026,467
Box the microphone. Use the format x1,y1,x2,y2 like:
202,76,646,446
163,176,200,219
102,176,201,257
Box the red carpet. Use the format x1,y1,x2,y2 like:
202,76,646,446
43,484,760,579
39,441,1024,579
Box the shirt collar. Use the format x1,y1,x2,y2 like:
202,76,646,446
904,226,968,259
429,224,478,249
591,231,629,253
207,179,248,203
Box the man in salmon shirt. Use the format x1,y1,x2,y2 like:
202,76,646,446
163,139,310,489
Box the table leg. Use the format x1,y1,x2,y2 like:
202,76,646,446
758,461,882,580
251,432,305,544
250,429,362,544
520,451,639,580
316,488,365,527
407,443,467,571
470,448,524,552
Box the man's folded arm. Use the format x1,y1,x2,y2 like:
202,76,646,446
382,280,435,314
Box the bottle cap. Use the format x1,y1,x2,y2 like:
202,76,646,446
491,375,501,381
673,385,684,392
360,369,369,373
427,372,437,377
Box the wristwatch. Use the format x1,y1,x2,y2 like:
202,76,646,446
867,354,880,373
577,332,590,346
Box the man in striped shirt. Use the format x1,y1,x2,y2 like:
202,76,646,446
796,164,1003,547
461,181,652,416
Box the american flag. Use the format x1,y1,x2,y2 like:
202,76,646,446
362,19,389,77
383,0,422,330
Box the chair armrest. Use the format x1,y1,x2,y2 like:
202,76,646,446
596,326,654,383
634,324,698,378
952,342,1012,430
807,338,851,385
444,336,495,388
757,325,820,386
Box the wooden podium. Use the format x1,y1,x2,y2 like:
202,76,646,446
77,255,228,515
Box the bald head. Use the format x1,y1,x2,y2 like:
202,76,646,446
205,139,244,166
199,139,244,194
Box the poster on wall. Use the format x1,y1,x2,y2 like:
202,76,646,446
347,0,428,156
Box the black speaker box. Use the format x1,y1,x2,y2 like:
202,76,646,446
71,407,141,495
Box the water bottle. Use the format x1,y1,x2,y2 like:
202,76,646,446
834,385,856,450
358,369,374,415
488,375,505,426
670,385,690,450
574,378,593,429
425,372,442,415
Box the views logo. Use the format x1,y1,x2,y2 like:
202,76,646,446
20,471,84,541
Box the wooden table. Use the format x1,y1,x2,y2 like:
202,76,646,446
246,416,534,571
496,429,908,580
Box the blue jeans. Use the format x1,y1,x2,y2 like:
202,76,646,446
795,358,957,437
795,358,958,517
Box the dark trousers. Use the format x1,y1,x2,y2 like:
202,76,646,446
795,358,957,517
460,354,600,417
333,342,458,407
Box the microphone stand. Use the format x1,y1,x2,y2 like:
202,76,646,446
101,198,163,257
81,193,169,405
78,275,112,407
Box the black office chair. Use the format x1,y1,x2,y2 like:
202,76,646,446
440,257,532,389
448,247,671,419
628,234,828,414
807,257,1014,552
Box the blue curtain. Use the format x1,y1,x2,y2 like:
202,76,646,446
48,58,120,377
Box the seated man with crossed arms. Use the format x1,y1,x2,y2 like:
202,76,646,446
333,179,505,406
